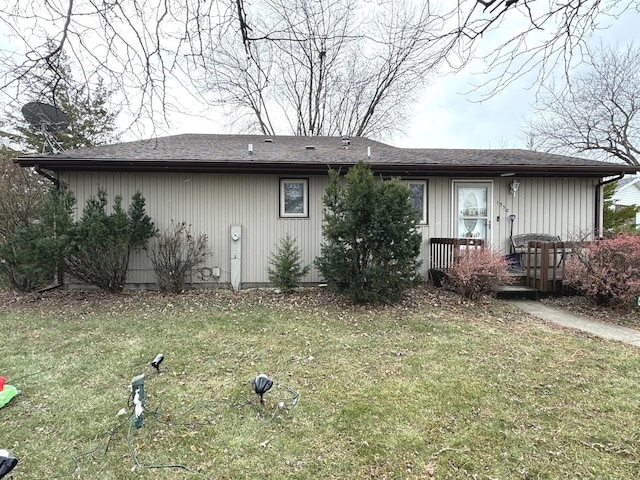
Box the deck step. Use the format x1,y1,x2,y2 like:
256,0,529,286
493,284,539,300
507,268,528,287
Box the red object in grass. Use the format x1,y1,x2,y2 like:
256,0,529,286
0,377,4,391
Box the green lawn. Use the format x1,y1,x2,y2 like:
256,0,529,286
1,288,639,479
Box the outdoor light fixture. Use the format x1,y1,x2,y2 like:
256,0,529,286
509,180,520,195
151,353,164,372
131,374,146,405
130,374,145,428
0,450,18,479
252,374,273,405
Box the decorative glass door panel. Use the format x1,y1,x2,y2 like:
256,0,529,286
454,183,492,243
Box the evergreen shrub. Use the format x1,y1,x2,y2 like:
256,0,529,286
0,184,74,291
268,234,310,293
315,161,422,303
64,189,155,292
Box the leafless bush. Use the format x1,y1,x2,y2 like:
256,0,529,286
148,222,210,293
444,248,513,300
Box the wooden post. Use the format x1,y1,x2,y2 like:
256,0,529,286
538,241,550,292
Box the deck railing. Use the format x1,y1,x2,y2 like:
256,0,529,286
524,240,572,292
429,237,578,294
429,237,485,270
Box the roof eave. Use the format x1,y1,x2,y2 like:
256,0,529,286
15,158,640,178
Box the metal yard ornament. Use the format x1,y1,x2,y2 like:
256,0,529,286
252,374,273,405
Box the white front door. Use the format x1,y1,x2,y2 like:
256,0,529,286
454,182,493,244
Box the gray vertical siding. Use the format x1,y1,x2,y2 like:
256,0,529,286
62,172,599,287
424,176,597,262
63,171,331,286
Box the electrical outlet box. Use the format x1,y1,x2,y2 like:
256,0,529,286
131,374,145,406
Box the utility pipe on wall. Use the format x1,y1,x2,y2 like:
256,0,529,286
230,225,242,291
33,164,64,291
594,174,624,238
34,165,60,189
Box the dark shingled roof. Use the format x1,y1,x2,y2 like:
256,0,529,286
15,133,640,178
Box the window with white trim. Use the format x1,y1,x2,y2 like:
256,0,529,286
280,178,309,218
406,180,427,224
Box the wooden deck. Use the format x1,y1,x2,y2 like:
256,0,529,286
494,267,566,299
492,284,539,300
522,240,571,293
429,237,484,270
429,238,576,297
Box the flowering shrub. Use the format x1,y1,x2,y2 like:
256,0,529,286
563,233,640,311
444,248,513,300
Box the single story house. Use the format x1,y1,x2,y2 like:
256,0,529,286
611,176,640,229
16,134,640,290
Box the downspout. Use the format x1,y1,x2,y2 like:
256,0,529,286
34,165,60,189
594,174,624,238
33,165,64,292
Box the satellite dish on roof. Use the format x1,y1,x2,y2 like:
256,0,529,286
21,101,70,153
22,102,70,132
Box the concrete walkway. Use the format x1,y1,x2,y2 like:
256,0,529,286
509,300,640,347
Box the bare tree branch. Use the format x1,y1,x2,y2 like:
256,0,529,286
438,0,638,99
527,43,640,166
200,0,443,138
0,0,637,135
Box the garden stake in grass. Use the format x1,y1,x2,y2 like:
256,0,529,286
252,374,273,405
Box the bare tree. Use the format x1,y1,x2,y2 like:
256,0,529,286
527,43,640,166
0,150,43,240
426,1,640,102
0,0,637,134
202,0,442,138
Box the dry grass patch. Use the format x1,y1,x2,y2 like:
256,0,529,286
0,287,639,479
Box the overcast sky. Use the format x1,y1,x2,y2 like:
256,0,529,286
158,6,639,150
393,8,640,150
2,4,638,151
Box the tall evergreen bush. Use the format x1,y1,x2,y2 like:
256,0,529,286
64,190,155,292
0,184,75,291
315,161,422,303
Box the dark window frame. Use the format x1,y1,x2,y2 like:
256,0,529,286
406,179,428,225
